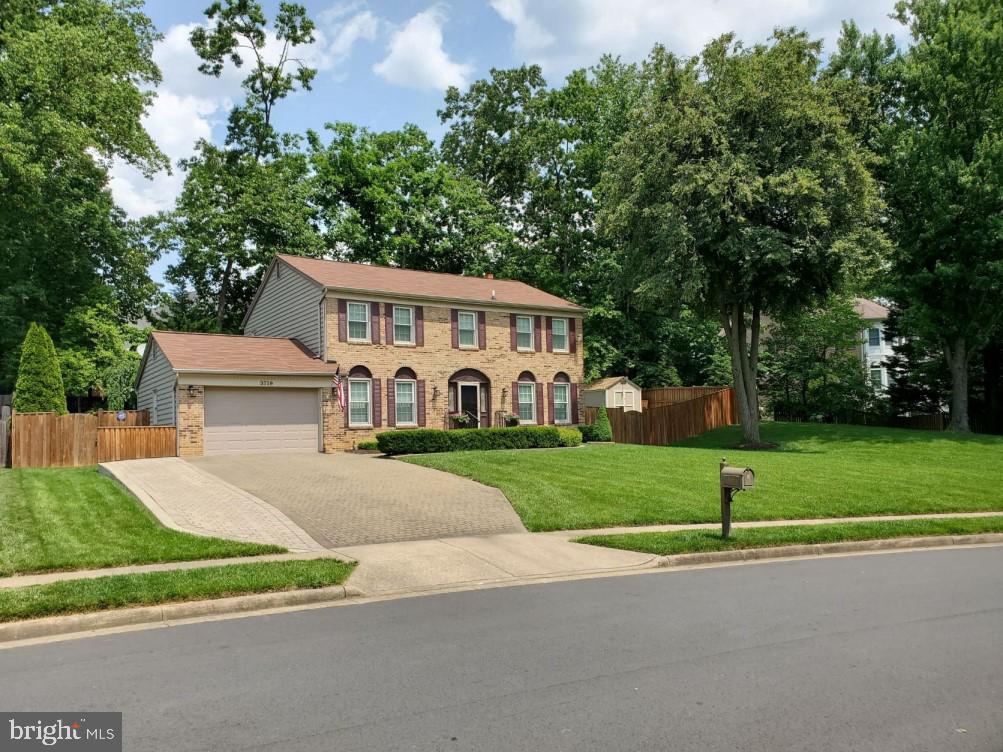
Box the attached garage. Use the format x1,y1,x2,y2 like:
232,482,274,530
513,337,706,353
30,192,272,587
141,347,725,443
204,387,319,455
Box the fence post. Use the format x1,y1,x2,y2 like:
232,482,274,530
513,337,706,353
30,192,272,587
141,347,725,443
0,405,10,468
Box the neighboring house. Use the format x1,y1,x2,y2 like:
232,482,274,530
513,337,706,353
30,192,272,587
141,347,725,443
135,255,585,455
582,376,643,413
853,298,894,392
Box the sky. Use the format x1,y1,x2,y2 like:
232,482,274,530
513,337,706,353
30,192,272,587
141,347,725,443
116,0,907,284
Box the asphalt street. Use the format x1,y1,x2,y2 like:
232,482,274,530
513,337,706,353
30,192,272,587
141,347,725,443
2,547,1001,751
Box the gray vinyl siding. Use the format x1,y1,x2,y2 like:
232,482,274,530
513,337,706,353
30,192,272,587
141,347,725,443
244,261,324,356
136,342,177,425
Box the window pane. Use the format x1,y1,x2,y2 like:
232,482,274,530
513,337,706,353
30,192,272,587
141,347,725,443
349,380,370,424
868,328,881,347
518,383,535,421
870,368,883,388
552,318,568,350
348,303,368,340
395,381,415,425
458,311,476,346
554,384,569,422
393,307,413,343
516,316,532,349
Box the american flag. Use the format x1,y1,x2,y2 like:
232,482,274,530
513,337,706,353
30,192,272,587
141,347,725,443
333,367,345,410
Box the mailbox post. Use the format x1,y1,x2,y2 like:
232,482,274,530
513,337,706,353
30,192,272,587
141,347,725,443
719,457,755,539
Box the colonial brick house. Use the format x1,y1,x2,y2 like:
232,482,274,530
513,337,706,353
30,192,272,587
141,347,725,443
135,255,585,455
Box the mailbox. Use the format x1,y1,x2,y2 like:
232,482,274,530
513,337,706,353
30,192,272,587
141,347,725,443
720,466,755,491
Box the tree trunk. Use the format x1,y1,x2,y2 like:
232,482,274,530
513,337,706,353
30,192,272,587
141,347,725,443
984,339,1002,433
722,302,761,445
946,337,970,432
216,257,234,332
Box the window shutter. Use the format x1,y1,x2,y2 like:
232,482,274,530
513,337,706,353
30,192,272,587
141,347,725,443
511,381,519,415
451,309,459,348
478,311,487,350
571,383,579,424
569,318,577,353
415,306,424,346
338,299,347,342
534,316,542,352
509,314,517,350
386,378,395,427
385,304,393,344
371,304,380,344
371,379,382,427
547,382,555,424
546,316,553,352
417,380,426,426
535,382,544,424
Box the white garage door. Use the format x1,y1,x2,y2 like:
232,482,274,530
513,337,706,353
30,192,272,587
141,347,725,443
204,387,319,454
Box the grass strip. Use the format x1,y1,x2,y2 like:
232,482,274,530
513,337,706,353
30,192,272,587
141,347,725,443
575,516,1003,556
0,559,355,622
0,467,284,577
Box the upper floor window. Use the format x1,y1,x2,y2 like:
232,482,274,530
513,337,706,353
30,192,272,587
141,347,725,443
552,318,568,352
394,305,414,345
516,315,533,351
457,310,478,348
348,302,370,342
868,327,881,347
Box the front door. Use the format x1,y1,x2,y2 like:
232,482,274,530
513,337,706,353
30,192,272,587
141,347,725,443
459,383,480,427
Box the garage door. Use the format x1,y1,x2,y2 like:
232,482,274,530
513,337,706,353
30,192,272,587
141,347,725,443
204,387,319,454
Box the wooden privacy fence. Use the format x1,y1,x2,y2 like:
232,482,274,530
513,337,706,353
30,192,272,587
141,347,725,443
10,411,176,468
642,386,731,409
97,409,150,427
586,388,738,446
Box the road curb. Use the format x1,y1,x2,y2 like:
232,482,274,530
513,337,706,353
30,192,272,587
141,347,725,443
0,585,364,644
656,533,1003,568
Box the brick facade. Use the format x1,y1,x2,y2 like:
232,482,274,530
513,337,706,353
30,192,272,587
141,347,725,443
322,298,584,450
177,385,204,457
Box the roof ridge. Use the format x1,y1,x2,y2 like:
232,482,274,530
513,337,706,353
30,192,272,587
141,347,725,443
278,254,540,289
153,331,301,341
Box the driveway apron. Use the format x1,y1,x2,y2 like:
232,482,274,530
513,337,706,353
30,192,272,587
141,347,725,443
188,452,526,548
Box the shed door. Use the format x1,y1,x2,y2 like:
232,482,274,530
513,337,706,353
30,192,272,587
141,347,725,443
204,387,319,454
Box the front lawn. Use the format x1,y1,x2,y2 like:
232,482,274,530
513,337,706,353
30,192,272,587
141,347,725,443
576,516,1003,556
0,559,355,622
403,422,1003,531
0,467,283,577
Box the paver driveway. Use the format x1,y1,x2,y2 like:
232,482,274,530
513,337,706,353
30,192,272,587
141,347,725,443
187,452,526,547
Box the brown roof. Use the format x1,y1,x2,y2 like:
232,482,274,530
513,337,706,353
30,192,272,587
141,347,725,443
279,255,583,311
853,298,889,320
585,376,636,391
150,332,336,374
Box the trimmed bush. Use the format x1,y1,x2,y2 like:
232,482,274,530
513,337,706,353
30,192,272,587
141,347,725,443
557,427,582,447
377,426,564,455
13,323,67,414
578,423,597,442
355,440,379,450
591,405,613,442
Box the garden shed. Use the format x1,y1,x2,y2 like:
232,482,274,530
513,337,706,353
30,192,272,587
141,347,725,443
582,376,643,413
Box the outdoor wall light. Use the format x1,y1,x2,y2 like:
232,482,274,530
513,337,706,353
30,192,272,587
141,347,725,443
187,385,199,398
432,386,440,401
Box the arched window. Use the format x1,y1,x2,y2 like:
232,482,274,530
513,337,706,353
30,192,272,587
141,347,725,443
392,368,418,427
516,371,538,424
347,365,375,427
551,372,571,424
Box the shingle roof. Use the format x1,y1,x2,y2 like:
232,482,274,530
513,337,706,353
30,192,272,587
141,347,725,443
853,298,889,320
150,332,336,374
585,376,633,391
279,255,583,311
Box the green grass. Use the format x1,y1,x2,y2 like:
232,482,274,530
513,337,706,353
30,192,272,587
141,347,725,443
0,559,356,622
0,467,283,577
576,516,1003,556
403,422,1003,531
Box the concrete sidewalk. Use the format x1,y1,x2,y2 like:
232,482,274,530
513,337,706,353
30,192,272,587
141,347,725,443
331,534,657,595
100,458,325,553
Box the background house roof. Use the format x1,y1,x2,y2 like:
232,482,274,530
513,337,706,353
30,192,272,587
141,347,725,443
278,255,583,311
150,331,336,374
585,376,636,391
853,298,890,320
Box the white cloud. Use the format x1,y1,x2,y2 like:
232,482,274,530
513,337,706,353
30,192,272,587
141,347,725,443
490,0,903,77
374,6,473,91
109,6,381,219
